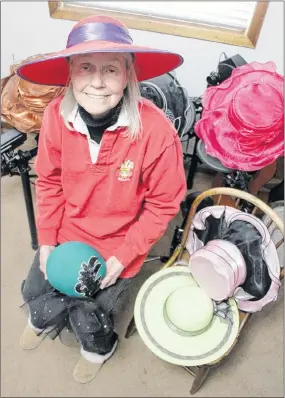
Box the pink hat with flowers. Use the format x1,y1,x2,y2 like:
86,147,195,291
195,62,284,171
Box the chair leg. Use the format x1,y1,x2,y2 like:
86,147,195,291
190,366,210,395
125,315,137,339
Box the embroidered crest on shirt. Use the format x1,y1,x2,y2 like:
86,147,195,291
118,160,134,181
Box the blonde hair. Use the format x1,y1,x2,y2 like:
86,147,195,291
59,53,142,140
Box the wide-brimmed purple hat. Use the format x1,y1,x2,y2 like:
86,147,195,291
16,15,183,86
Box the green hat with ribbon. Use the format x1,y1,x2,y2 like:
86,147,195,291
134,266,239,366
46,241,107,298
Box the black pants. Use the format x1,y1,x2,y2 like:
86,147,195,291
21,250,131,354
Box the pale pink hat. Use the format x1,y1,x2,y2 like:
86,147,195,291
186,206,281,313
189,239,247,302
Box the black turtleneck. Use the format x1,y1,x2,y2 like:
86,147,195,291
78,100,122,144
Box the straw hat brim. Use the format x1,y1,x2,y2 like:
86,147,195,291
134,266,239,366
16,41,184,86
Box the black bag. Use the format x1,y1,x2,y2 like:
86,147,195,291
140,72,196,137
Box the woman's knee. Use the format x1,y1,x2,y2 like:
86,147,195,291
21,250,50,301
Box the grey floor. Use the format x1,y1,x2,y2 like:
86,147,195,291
1,134,283,397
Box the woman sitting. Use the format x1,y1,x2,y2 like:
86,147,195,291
17,14,187,384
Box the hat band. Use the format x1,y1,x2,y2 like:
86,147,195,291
163,302,214,337
67,22,133,48
163,299,234,337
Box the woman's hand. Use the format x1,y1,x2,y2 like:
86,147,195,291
39,245,55,279
100,256,124,289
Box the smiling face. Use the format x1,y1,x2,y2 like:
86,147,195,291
70,53,128,117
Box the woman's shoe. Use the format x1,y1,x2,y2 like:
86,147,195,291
72,357,104,384
73,340,118,384
19,325,46,350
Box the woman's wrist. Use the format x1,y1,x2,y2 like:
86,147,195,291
40,245,56,253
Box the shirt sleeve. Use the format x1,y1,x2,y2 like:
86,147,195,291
113,133,187,268
35,101,65,246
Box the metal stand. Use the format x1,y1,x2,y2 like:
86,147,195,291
183,97,203,190
186,136,200,190
19,151,38,249
5,148,38,250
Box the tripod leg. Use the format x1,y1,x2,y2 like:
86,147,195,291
187,136,200,190
19,166,38,250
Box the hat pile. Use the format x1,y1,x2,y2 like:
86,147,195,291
134,205,282,367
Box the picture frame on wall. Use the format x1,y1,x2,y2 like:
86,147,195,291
48,1,269,48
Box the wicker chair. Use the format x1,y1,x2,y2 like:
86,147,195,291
125,187,284,395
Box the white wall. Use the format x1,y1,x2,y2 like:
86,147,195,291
1,1,284,96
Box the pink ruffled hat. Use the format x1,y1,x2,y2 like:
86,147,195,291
195,62,284,171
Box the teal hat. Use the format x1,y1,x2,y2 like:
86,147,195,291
46,241,106,297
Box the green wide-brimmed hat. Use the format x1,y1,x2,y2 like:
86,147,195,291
134,266,239,366
46,241,106,298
